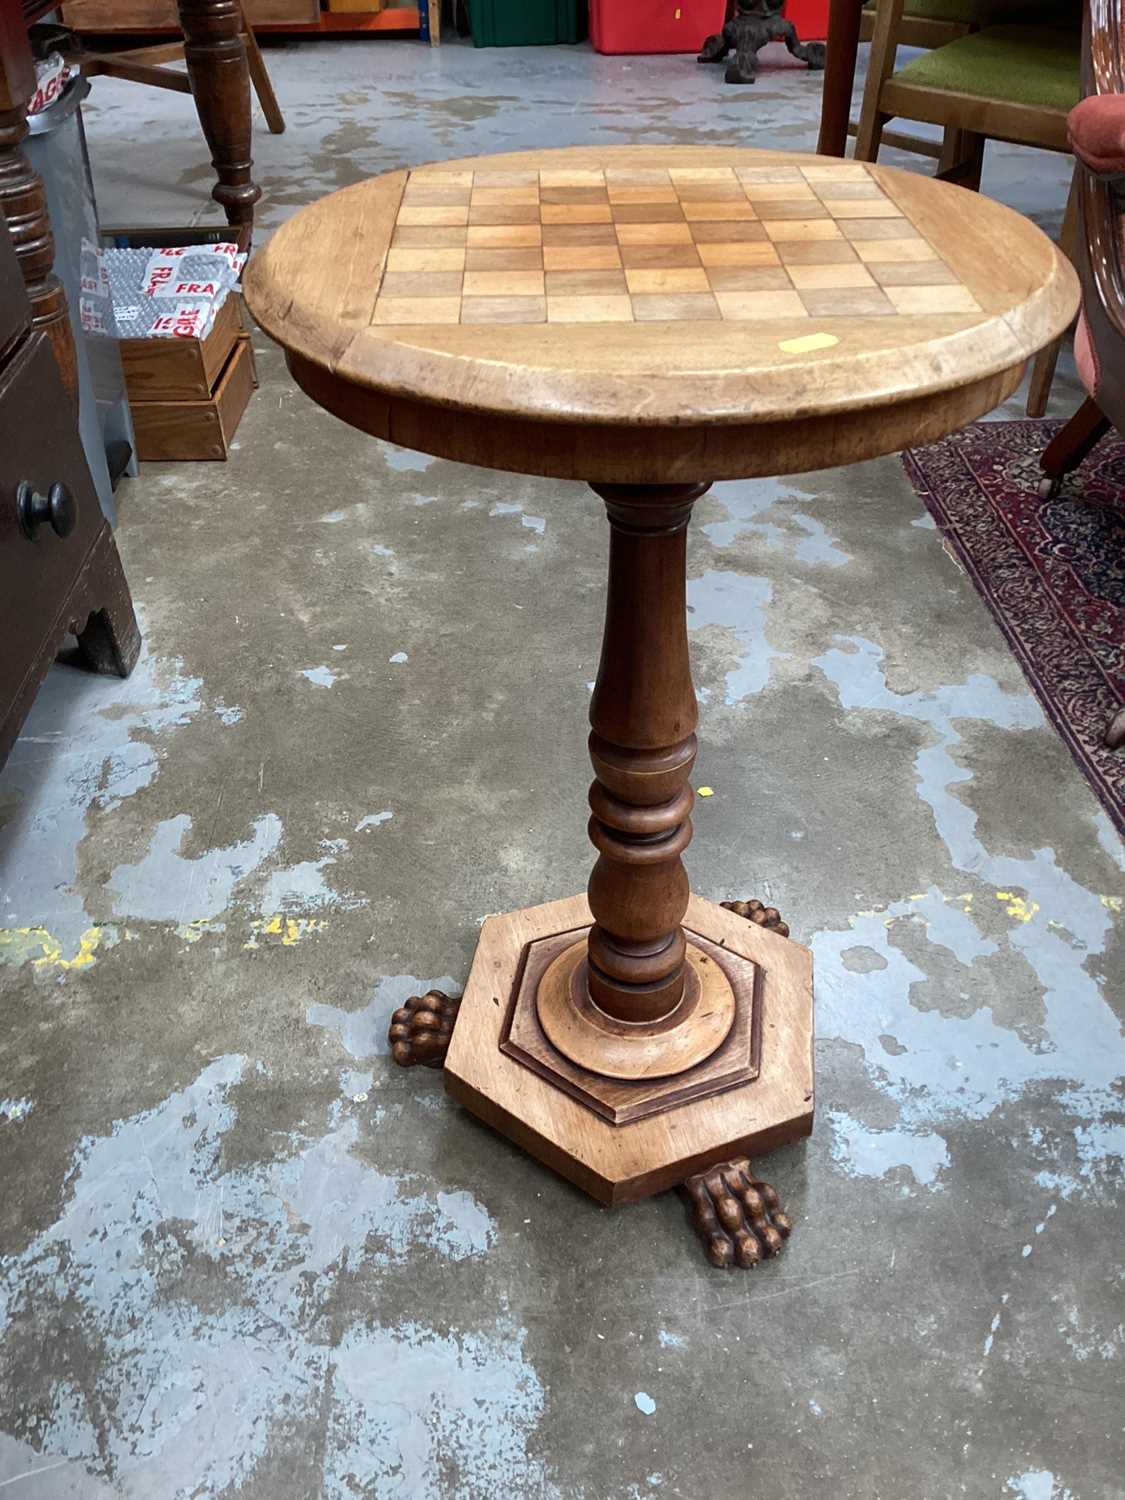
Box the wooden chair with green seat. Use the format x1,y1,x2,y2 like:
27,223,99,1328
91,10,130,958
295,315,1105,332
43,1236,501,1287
70,1,285,140
854,2,1083,414
861,0,983,46
853,0,990,163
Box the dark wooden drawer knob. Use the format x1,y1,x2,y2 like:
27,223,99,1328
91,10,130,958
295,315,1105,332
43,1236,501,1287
16,480,77,541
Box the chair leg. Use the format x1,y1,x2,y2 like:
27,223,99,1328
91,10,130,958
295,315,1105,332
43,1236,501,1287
854,0,905,162
936,127,985,190
818,0,864,156
1027,335,1064,420
1027,166,1080,418
1037,396,1111,497
176,0,260,227
240,2,285,135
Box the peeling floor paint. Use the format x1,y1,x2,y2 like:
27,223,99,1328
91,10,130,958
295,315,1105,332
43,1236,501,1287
243,913,327,949
490,501,546,536
703,477,851,567
812,636,1123,1197
108,813,283,924
0,1057,521,1498
1007,1473,1071,1500
381,444,435,474
687,570,782,704
0,635,204,956
827,1108,950,1189
308,974,460,1061
0,924,108,971
355,810,393,832
260,853,358,914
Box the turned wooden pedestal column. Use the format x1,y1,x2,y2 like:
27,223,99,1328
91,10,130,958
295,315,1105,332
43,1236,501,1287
243,143,1078,1242
531,483,752,1110
586,483,703,1024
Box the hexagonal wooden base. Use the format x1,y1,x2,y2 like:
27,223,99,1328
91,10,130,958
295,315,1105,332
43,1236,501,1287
505,928,756,1123
443,892,814,1205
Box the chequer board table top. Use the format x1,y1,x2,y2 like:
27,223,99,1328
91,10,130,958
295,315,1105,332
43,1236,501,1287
244,146,1078,483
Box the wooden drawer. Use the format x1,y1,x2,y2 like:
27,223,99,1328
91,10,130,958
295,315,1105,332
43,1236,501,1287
0,334,107,715
61,0,319,29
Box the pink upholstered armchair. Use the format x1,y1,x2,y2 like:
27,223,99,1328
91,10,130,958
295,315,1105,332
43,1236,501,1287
1037,0,1125,749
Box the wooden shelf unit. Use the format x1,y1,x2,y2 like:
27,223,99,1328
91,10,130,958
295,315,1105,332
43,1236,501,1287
61,1,436,40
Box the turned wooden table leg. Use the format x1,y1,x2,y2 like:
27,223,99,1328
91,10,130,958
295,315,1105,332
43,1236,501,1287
176,0,261,227
585,482,707,1025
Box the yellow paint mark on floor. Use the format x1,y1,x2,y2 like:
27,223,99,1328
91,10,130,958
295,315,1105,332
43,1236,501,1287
177,918,226,944
995,891,1039,923
1101,895,1122,914
0,926,103,970
243,913,327,950
696,787,714,798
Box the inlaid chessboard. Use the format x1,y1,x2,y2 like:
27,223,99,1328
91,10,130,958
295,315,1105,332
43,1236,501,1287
372,162,982,327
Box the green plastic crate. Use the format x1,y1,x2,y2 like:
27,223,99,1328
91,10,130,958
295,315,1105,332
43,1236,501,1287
471,0,586,46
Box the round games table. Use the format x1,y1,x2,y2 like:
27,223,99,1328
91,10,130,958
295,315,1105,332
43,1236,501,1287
244,147,1077,1269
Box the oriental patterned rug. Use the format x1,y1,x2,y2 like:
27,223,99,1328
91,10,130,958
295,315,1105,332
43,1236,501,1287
904,419,1125,837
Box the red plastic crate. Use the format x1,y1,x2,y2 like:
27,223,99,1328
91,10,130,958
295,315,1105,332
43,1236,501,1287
590,0,727,55
785,0,830,41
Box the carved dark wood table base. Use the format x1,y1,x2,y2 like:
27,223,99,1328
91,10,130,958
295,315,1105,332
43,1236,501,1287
699,0,827,86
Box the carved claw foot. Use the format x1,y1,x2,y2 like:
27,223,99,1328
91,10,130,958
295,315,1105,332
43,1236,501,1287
388,990,462,1068
683,1158,792,1269
721,897,790,939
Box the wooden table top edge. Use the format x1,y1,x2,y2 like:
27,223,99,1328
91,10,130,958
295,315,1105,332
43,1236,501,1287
241,148,1080,458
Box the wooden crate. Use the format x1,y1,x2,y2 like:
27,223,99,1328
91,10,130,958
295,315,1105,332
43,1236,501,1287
129,335,258,461
119,292,242,401
105,223,257,458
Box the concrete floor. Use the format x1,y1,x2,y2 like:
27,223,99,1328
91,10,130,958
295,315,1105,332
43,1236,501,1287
1,33,1122,1500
